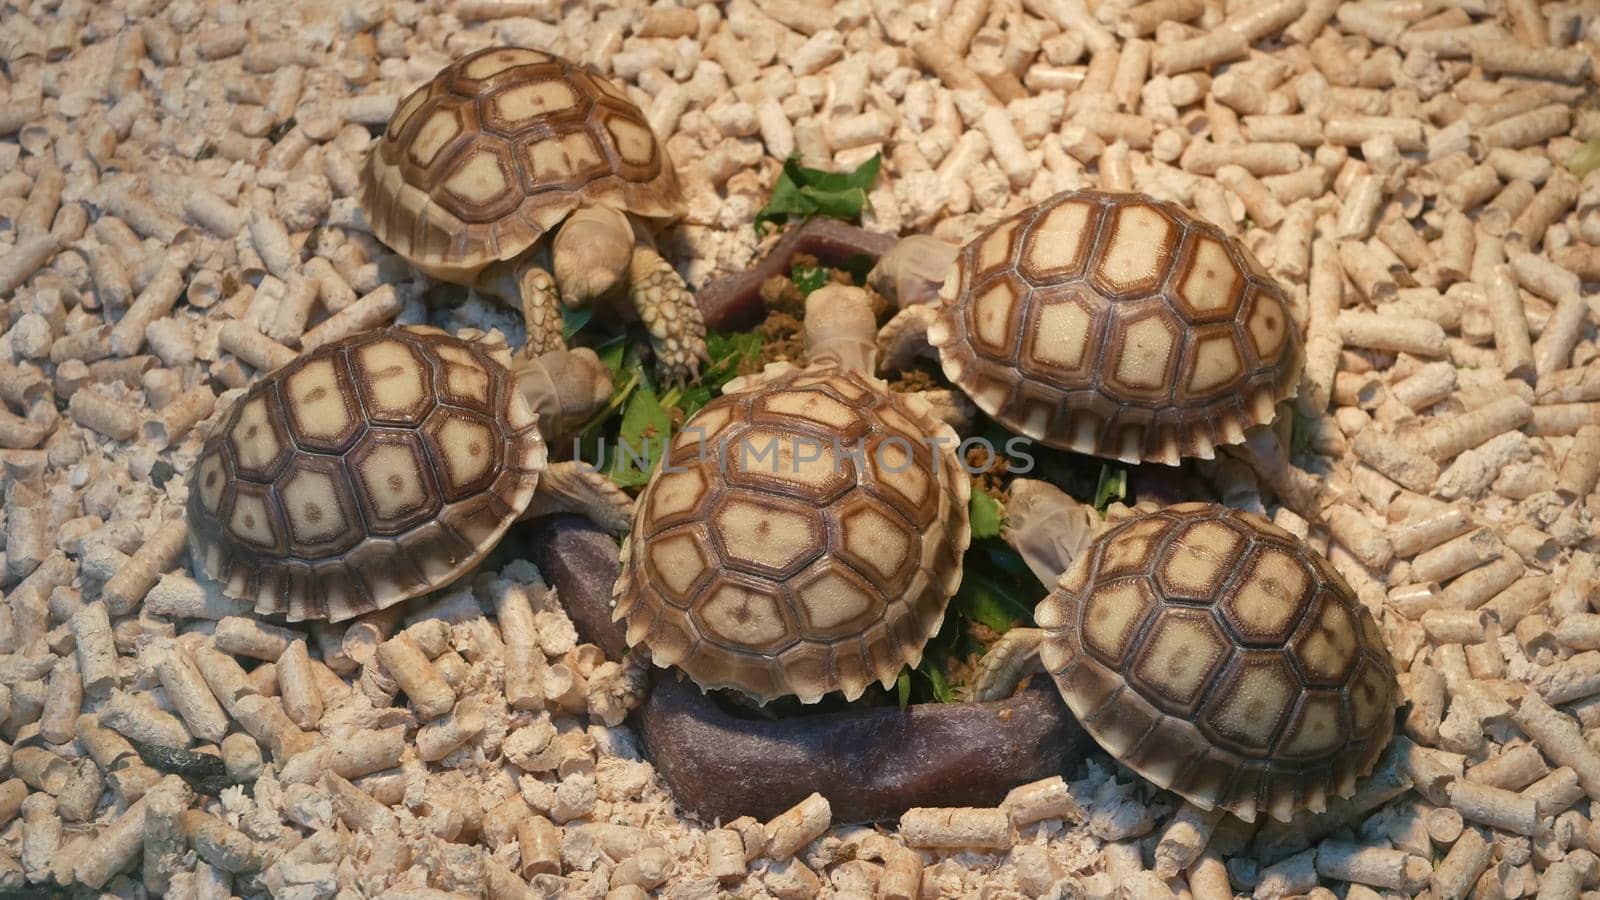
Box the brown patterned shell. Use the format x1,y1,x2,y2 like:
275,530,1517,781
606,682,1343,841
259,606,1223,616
187,327,546,623
613,366,971,704
362,46,684,283
927,190,1302,466
1037,503,1397,823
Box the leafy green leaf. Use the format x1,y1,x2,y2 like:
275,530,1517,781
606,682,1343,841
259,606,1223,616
969,489,1004,541
675,331,764,417
957,565,1034,634
561,306,594,340
1093,465,1128,511
754,153,882,233
605,385,671,487
896,670,911,708
1570,139,1600,178
791,263,830,296
921,661,954,703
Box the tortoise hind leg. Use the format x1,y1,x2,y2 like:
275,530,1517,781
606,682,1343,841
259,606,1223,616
971,627,1047,701
629,238,708,385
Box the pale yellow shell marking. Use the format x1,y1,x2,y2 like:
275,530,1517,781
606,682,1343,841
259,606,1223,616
408,109,461,168
527,132,604,180
1023,200,1093,276
391,88,429,139
357,443,429,522
870,439,929,509
1350,665,1388,734
1097,205,1174,294
443,152,510,205
714,501,818,572
976,220,1018,273
646,469,707,526
795,570,875,630
1278,692,1345,757
1295,599,1358,682
1188,332,1243,394
433,416,495,491
1098,518,1168,576
1206,661,1297,748
606,116,655,165
972,282,1019,353
462,47,547,79
281,466,347,545
435,345,492,404
840,507,913,582
649,532,708,597
1082,580,1152,662
230,397,281,473
359,341,427,416
675,404,733,451
733,428,842,494
1246,293,1289,359
491,81,579,126
1030,300,1092,369
1159,520,1242,597
1113,316,1177,391
700,582,790,646
1224,547,1310,639
1177,237,1241,314
197,455,227,514
285,360,351,443
228,491,276,548
763,391,856,431
1134,612,1225,705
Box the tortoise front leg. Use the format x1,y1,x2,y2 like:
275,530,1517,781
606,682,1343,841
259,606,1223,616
521,461,634,535
628,232,708,385
515,258,567,358
971,627,1046,701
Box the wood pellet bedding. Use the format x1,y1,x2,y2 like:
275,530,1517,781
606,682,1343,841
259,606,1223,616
2,0,1600,897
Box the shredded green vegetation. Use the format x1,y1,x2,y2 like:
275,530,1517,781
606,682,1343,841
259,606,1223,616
1093,465,1128,511
790,262,831,296
561,306,594,340
1569,139,1600,178
754,153,882,233
969,489,1004,540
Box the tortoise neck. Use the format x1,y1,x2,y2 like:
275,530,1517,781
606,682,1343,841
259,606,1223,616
804,285,878,376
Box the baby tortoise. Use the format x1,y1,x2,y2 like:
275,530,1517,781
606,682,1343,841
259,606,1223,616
361,46,706,381
613,286,971,704
975,480,1398,823
872,190,1303,465
187,326,628,622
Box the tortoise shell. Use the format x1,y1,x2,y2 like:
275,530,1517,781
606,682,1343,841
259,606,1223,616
613,366,971,704
187,327,546,622
361,46,684,283
1038,503,1397,823
927,190,1302,466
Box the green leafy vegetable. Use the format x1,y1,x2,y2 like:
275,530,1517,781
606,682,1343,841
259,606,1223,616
754,153,882,233
1093,465,1128,511
605,384,671,487
920,660,954,703
791,263,831,296
969,489,1004,541
1570,139,1600,178
955,560,1034,635
675,331,763,417
561,306,594,340
896,670,912,709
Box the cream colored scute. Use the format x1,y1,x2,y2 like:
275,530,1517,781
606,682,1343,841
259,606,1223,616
649,532,709,599
390,87,430,141
970,281,1019,354
228,490,276,548
1221,546,1310,641
281,466,348,545
357,442,430,522
285,359,352,443
431,415,496,491
839,506,913,582
1098,517,1167,576
435,345,492,404
1186,332,1244,395
463,47,547,79
1277,692,1345,757
196,455,227,514
1096,204,1174,294
1158,519,1242,597
698,582,791,647
1133,611,1225,706
1029,299,1092,369
358,340,429,418
869,437,929,508
1022,199,1094,278
713,500,819,572
1204,656,1297,749
492,80,578,125
730,428,845,496
1349,664,1389,734
606,115,655,165
762,390,857,431
1111,315,1178,392
975,220,1018,273
1293,596,1359,683
645,468,707,530
443,150,511,205
229,397,282,473
1176,237,1242,316
408,108,461,169
1246,292,1290,359
1082,580,1152,663
527,132,604,181
795,569,876,631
